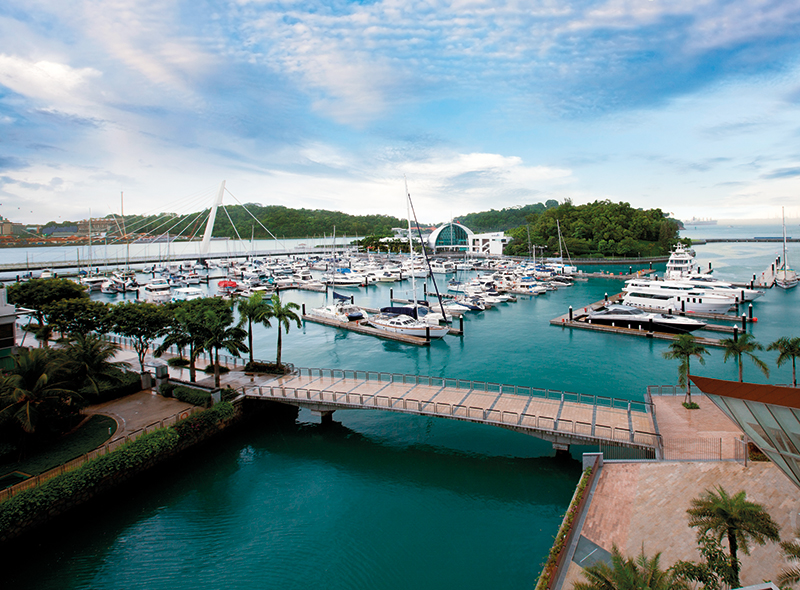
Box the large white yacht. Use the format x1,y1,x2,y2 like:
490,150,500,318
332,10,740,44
664,244,704,279
369,313,449,338
141,277,173,303
588,304,707,334
622,279,736,314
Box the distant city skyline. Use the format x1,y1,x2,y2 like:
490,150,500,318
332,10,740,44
1,0,799,225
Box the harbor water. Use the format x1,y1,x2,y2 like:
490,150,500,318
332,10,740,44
5,224,800,589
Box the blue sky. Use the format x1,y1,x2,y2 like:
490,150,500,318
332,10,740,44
1,0,799,225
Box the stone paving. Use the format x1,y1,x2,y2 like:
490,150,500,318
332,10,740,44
560,394,799,590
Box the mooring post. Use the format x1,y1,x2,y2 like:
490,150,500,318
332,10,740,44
751,274,755,289
459,315,464,334
708,262,712,271
569,306,573,322
748,303,753,320
681,300,685,313
426,325,430,342
629,265,632,275
604,292,608,302
390,288,393,300
733,326,738,342
350,295,354,304
742,314,747,332
302,303,306,315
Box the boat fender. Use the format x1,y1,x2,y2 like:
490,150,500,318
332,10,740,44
752,317,758,322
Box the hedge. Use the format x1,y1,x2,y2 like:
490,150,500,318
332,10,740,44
0,402,235,540
173,386,212,408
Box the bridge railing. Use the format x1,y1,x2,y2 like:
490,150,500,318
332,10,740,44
295,366,652,413
247,385,660,449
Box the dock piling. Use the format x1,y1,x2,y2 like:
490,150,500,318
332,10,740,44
569,306,573,321
749,303,753,320
733,326,738,342
741,314,747,332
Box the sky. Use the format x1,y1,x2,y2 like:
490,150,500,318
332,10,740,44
1,0,800,226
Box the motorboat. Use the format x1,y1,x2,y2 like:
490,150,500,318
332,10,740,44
141,277,173,303
368,313,449,338
664,244,704,279
430,260,456,275
80,275,107,292
622,279,735,314
587,304,707,334
308,302,367,323
172,287,204,302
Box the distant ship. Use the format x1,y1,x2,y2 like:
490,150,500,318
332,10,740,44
683,217,717,226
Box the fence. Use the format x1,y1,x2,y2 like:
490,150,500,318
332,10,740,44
0,406,202,503
292,366,654,413
660,437,748,463
245,385,661,450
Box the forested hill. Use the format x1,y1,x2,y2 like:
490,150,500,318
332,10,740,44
456,202,559,233
504,200,681,257
120,205,408,240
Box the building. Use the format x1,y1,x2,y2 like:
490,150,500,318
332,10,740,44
427,222,473,253
0,288,17,370
691,375,800,490
426,222,510,256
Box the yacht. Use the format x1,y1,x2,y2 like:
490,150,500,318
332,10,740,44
429,260,455,275
80,275,107,292
308,302,367,323
664,244,704,279
172,287,204,302
141,277,173,303
588,304,707,334
676,276,764,301
368,313,449,338
622,279,735,314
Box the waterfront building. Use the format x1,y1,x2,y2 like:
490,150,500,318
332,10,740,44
0,288,17,370
691,375,800,490
427,223,510,255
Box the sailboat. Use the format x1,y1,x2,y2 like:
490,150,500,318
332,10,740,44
368,180,449,339
775,208,798,289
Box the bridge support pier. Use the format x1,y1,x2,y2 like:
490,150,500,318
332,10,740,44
552,442,570,458
311,409,335,425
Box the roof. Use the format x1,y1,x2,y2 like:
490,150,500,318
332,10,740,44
689,375,800,410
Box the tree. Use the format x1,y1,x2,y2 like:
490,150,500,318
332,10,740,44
671,532,738,590
237,292,273,364
687,486,780,588
720,333,769,383
268,293,301,369
0,348,83,438
574,545,687,590
59,334,130,400
108,301,168,375
778,529,800,588
45,298,112,338
662,334,709,404
7,278,88,330
201,303,249,388
155,301,201,383
767,336,800,387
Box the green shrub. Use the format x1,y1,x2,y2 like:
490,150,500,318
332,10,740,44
683,401,700,410
0,428,179,536
173,386,212,408
93,371,141,403
159,381,177,398
221,387,239,402
203,364,230,374
244,361,290,374
173,402,234,440
166,357,189,367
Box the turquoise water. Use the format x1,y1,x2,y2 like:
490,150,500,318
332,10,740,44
7,236,800,589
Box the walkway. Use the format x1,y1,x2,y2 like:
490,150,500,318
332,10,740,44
242,368,660,451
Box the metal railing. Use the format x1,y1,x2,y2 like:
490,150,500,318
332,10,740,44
0,406,202,502
292,366,653,413
245,385,660,449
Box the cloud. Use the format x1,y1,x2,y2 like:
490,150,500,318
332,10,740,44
762,166,800,180
0,54,101,109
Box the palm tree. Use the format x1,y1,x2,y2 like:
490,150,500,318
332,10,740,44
767,336,800,387
574,545,687,590
155,302,206,383
60,334,131,400
720,333,769,382
0,348,82,435
779,529,800,588
269,293,301,369
237,292,273,364
662,334,709,403
687,486,780,588
202,308,249,388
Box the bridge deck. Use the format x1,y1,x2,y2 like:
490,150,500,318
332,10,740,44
245,372,659,450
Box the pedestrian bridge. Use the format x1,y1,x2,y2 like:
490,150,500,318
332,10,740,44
242,367,661,454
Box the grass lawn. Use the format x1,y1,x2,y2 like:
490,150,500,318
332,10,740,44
0,415,118,484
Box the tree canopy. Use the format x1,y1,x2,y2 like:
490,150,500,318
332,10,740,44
504,200,681,257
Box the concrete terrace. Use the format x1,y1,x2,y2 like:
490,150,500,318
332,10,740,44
559,394,799,590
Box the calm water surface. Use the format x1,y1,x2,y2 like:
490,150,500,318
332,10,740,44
7,229,800,589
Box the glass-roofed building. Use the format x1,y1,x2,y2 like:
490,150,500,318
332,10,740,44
427,222,473,253
691,375,800,490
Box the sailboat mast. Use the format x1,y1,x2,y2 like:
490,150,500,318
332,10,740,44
405,177,416,303
783,207,787,270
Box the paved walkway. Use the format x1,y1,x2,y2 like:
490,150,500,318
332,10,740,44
84,391,194,443
652,394,745,460
562,461,799,589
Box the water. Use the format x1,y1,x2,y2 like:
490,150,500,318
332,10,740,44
6,226,800,589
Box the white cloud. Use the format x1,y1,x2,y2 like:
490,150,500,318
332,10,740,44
0,54,101,108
